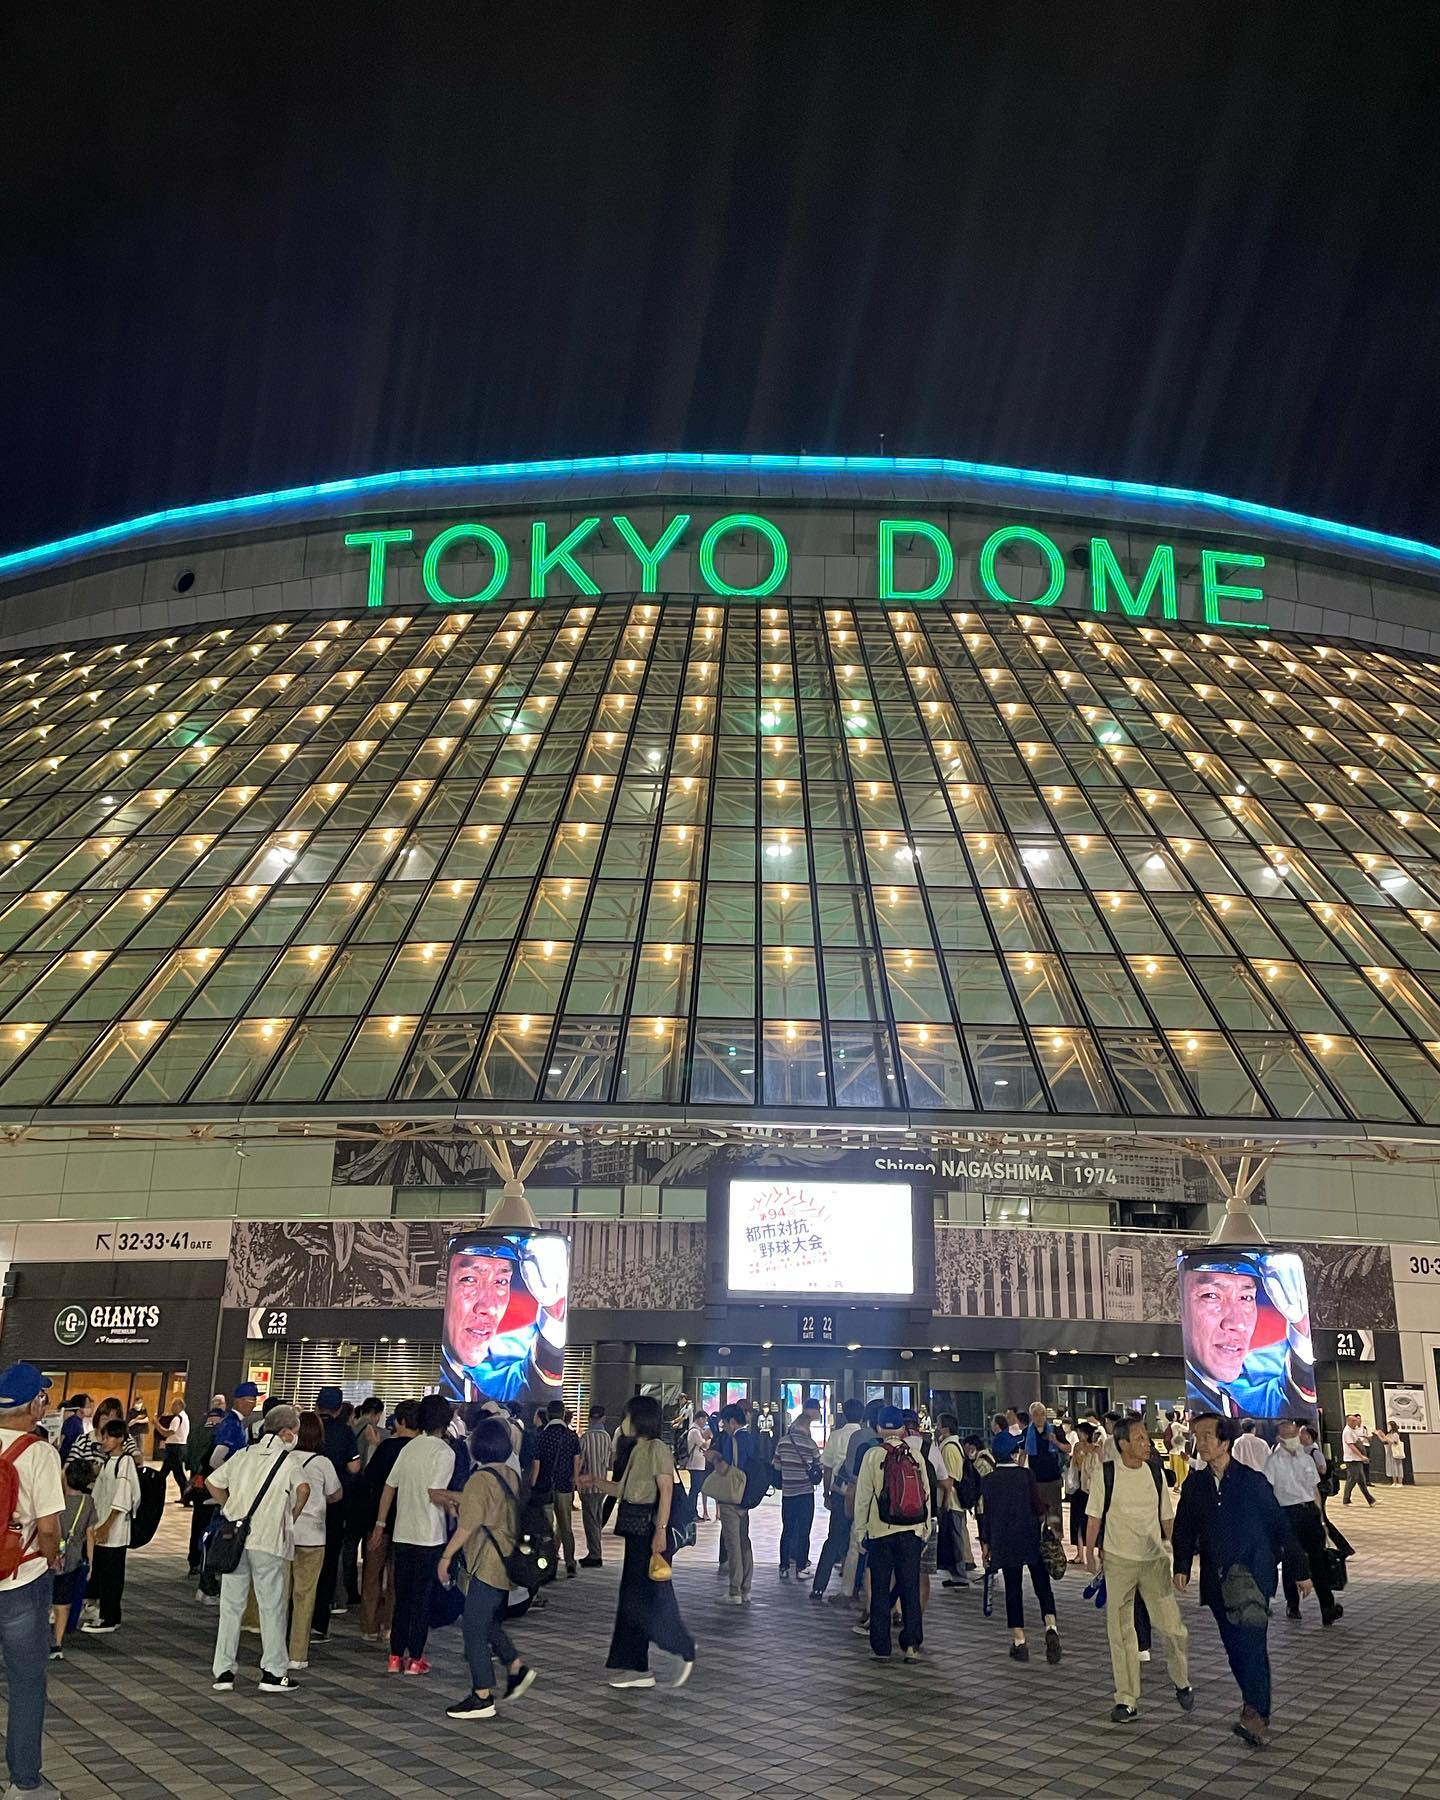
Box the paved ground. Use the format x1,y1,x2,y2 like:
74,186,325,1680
20,1483,1440,1799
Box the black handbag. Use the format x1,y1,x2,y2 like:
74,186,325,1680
203,1446,290,1576
616,1500,657,1538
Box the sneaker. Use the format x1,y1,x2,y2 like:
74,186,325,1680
310,1630,329,1643
1045,1628,1062,1665
330,1605,349,1615
671,1659,694,1689
903,1646,921,1664
1138,1649,1151,1663
211,1670,236,1691
728,1593,746,1606
81,1622,119,1635
48,1647,64,1662
1285,1607,1302,1620
446,1691,497,1720
851,1619,871,1637
942,1575,970,1588
779,1566,790,1580
1176,1686,1195,1713
579,1557,603,1568
258,1671,299,1694
872,1652,893,1664
608,1671,656,1689
1111,1704,1139,1723
1233,1709,1269,1749
1324,1604,1344,1625
403,1657,431,1676
1009,1642,1030,1662
564,1565,577,1579
386,1654,405,1674
288,1660,309,1672
503,1664,537,1701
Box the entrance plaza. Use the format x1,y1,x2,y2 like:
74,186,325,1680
29,1485,1440,1800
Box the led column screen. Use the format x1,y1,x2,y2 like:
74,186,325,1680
440,1228,570,1404
1178,1245,1317,1430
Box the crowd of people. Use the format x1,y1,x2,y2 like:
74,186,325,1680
0,1359,1391,1792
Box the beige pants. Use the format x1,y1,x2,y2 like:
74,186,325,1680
288,1544,324,1662
718,1503,753,1598
1103,1553,1189,1708
359,1535,394,1638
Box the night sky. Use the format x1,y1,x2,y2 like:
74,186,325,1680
5,7,1440,554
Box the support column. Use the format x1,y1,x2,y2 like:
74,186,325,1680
593,1341,638,1422
993,1349,1041,1409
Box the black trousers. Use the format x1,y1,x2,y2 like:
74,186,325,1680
779,1492,814,1571
1002,1558,1055,1631
389,1542,442,1660
187,1497,214,1572
1283,1501,1336,1616
866,1532,922,1656
159,1445,188,1500
605,1531,695,1673
312,1503,347,1633
92,1545,127,1626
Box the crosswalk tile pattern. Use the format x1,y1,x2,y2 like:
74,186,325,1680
23,1486,1440,1799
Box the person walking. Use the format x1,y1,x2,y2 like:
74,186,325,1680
207,1405,309,1694
1266,1418,1341,1626
852,1406,930,1663
371,1393,454,1676
934,1414,975,1586
438,1415,537,1720
712,1404,756,1605
604,1395,696,1690
532,1400,582,1579
577,1405,611,1568
83,1421,141,1635
352,1399,418,1641
774,1397,822,1580
157,1400,190,1501
1172,1412,1310,1749
1340,1415,1375,1506
1068,1422,1102,1566
286,1412,342,1671
1084,1414,1192,1722
979,1435,1061,1665
0,1365,65,1796
811,1398,864,1598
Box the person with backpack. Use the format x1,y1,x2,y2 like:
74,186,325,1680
852,1406,930,1663
437,1415,537,1720
935,1415,974,1587
82,1420,141,1635
1022,1402,1067,1530
1084,1413,1192,1723
978,1435,1061,1665
603,1395,696,1690
50,1456,97,1661
0,1365,65,1796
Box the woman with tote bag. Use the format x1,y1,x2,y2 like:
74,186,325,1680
604,1396,696,1690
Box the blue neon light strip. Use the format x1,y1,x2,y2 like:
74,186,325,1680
3,450,1440,579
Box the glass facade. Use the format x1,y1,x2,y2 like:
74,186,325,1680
2,593,1440,1125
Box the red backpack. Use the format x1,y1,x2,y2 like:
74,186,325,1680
877,1441,928,1526
0,1436,43,1581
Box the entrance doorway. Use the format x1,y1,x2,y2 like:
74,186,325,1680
698,1377,750,1415
780,1378,832,1443
49,1367,188,1463
864,1380,915,1413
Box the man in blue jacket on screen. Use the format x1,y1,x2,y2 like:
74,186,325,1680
1180,1250,1315,1423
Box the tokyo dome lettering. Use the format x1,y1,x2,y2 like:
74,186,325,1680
345,513,1267,631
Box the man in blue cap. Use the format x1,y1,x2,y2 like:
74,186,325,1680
0,1363,64,1796
214,1382,260,1465
439,1233,568,1404
1180,1250,1315,1423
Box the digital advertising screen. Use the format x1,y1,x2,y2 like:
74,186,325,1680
440,1228,570,1405
1177,1246,1317,1430
726,1179,914,1297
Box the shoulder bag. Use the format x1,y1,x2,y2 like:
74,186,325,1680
701,1442,746,1507
203,1448,290,1577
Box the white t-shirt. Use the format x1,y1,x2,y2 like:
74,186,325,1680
288,1450,342,1548
821,1422,858,1478
92,1453,141,1549
208,1433,307,1560
167,1409,190,1446
1086,1459,1175,1562
685,1425,710,1472
1230,1433,1270,1472
0,1429,64,1592
1342,1425,1369,1462
388,1434,456,1546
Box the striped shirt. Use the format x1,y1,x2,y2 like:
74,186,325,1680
581,1424,612,1481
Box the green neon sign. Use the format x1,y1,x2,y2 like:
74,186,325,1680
343,511,1270,631
978,525,1067,608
